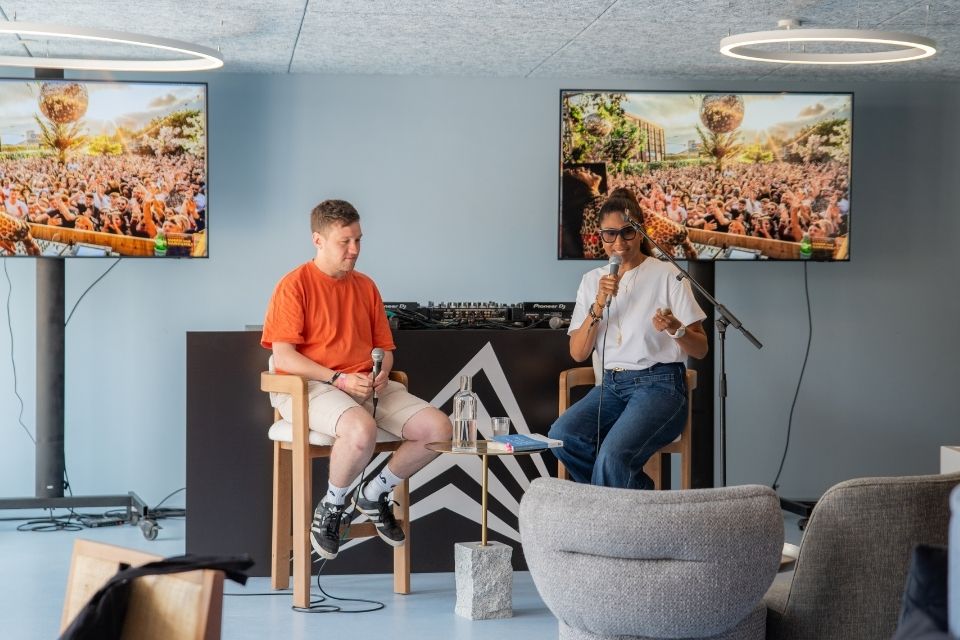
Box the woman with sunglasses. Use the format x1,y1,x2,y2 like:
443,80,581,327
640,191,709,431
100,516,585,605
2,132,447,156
548,188,709,489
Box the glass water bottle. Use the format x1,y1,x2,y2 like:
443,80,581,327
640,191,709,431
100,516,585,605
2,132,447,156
452,375,478,451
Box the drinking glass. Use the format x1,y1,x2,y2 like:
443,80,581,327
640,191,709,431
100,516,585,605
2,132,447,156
491,417,511,437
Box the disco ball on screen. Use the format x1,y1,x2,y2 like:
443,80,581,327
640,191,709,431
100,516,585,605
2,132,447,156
39,82,89,124
699,94,744,134
583,113,613,136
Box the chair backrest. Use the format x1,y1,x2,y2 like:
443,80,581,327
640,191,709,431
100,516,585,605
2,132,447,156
766,472,960,640
520,478,783,639
61,539,224,640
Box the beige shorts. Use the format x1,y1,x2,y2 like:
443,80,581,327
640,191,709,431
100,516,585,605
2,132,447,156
271,379,431,439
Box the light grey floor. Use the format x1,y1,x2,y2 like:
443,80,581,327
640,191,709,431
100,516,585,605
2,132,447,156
1,510,805,640
0,511,558,640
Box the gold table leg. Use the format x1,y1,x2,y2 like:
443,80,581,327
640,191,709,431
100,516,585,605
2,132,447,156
481,453,488,546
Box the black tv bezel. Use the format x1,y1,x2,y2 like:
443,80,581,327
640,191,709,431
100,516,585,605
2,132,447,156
558,88,854,263
0,76,209,259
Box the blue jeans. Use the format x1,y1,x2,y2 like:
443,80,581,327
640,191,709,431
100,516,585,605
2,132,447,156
548,362,687,490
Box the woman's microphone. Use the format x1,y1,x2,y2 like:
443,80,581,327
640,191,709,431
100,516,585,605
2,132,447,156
606,255,622,307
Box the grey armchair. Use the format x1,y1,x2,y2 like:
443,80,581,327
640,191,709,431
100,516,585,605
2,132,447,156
764,472,960,640
951,485,959,637
520,478,783,640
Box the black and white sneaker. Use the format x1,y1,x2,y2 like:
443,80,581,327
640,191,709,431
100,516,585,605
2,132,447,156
310,500,348,560
353,490,405,547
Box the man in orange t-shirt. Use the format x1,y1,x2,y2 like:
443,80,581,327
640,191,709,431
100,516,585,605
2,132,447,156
261,199,451,561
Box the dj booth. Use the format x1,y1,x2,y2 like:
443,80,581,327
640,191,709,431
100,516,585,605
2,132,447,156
185,328,710,575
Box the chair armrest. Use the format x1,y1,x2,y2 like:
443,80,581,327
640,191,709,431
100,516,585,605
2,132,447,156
261,372,310,446
261,371,308,396
262,371,406,393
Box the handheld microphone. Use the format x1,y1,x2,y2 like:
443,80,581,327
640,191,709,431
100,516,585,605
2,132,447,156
606,255,622,307
371,348,385,417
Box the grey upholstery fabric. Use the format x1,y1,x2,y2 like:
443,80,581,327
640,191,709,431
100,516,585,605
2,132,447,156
559,603,767,640
764,472,960,640
951,485,959,638
519,478,783,640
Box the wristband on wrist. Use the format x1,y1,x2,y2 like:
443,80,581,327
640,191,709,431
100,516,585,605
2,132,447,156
325,371,342,386
588,303,603,327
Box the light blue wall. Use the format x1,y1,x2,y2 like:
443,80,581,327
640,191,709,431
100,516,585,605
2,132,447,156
0,72,957,507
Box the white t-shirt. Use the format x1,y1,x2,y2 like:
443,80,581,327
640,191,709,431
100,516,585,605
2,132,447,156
5,199,28,218
568,257,706,370
665,204,687,223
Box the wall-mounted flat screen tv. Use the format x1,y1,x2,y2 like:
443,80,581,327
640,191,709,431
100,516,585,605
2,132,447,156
0,79,207,258
560,90,852,261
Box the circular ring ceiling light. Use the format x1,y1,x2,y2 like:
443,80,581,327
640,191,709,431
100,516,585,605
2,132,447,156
0,22,223,71
720,20,936,65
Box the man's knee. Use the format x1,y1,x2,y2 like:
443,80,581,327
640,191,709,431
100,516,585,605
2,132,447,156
336,409,377,452
404,407,451,442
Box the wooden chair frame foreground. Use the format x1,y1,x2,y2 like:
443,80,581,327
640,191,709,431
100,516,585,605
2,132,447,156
61,539,224,640
557,367,697,489
260,370,411,609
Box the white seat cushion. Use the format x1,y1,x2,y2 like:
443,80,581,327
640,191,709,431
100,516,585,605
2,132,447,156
268,420,402,446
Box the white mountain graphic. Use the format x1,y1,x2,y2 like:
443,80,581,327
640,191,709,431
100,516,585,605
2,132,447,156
342,341,552,549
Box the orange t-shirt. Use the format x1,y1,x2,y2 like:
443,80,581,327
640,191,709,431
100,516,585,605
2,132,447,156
261,262,395,373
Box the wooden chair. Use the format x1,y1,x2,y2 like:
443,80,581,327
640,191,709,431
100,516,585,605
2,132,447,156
260,369,411,609
557,367,697,489
61,539,224,640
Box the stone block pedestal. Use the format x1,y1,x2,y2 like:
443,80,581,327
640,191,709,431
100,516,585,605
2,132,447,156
454,541,512,619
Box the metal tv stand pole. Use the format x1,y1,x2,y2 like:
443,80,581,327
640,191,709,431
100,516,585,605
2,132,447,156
623,217,763,486
0,69,155,539
0,259,155,538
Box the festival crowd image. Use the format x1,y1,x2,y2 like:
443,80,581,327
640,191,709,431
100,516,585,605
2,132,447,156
560,91,852,261
0,80,207,257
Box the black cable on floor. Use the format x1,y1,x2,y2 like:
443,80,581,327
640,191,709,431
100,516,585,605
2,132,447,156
290,564,385,614
291,478,385,614
16,509,83,532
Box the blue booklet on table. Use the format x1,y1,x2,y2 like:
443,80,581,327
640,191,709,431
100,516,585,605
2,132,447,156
491,433,563,451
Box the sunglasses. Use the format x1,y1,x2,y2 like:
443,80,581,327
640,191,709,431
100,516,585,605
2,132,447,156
599,225,637,243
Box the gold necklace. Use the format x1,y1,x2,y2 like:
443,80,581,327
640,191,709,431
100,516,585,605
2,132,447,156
614,267,640,346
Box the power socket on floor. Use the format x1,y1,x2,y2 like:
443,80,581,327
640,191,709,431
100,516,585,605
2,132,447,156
79,516,126,528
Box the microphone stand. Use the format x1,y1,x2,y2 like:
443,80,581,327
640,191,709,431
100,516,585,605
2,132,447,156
623,217,763,486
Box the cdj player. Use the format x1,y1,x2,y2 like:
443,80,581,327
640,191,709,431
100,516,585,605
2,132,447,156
384,301,575,330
